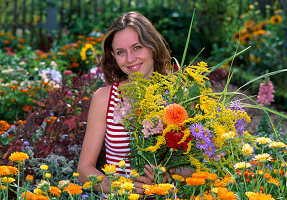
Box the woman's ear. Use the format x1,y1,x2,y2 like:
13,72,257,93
111,51,115,58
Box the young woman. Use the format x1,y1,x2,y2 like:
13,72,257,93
77,11,171,196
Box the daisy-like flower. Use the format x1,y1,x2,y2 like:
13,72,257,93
186,177,205,186
102,164,116,176
217,187,237,200
48,186,61,197
163,103,188,126
253,153,272,163
130,169,140,179
63,183,83,195
26,175,34,182
73,173,79,177
122,182,134,192
40,165,48,171
128,193,140,200
268,177,280,186
268,141,286,148
83,181,92,189
0,166,18,176
172,174,185,182
256,137,272,144
37,180,50,192
222,131,236,140
9,152,29,162
118,160,126,169
58,180,70,189
189,123,205,138
246,192,275,200
241,143,254,156
1,177,15,184
270,15,282,25
234,162,251,169
192,172,209,179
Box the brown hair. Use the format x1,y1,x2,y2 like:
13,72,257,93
101,11,171,84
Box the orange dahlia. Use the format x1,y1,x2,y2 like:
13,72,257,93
163,104,188,125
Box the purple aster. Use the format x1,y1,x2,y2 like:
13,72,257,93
229,100,245,112
196,134,214,150
189,123,205,138
205,147,215,157
235,119,246,136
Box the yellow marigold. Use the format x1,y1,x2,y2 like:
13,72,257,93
254,153,272,163
1,177,15,183
270,15,282,25
102,164,116,176
9,152,29,162
268,177,280,186
241,143,254,156
40,165,48,171
222,131,236,140
63,183,83,195
172,174,185,182
34,188,45,195
186,177,205,186
130,169,140,178
128,193,140,200
48,186,61,197
73,172,79,177
234,162,251,169
118,160,126,169
122,182,134,192
45,173,51,179
268,141,286,148
163,103,188,126
256,137,272,144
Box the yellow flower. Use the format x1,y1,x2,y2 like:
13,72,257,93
102,164,116,176
268,141,286,148
122,182,134,192
130,169,140,178
9,152,29,162
40,165,49,171
241,143,254,156
270,15,282,25
80,43,95,61
172,174,185,182
222,131,236,140
247,192,275,200
254,153,272,163
128,193,140,200
45,173,51,179
118,160,126,169
256,137,272,144
83,181,92,189
73,173,79,177
234,162,251,169
1,177,15,183
34,188,45,195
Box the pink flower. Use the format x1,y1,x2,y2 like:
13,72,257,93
114,100,132,124
63,70,73,76
142,117,163,138
257,81,275,106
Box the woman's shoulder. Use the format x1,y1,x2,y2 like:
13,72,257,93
92,84,112,103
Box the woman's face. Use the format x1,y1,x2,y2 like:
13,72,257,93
111,27,154,80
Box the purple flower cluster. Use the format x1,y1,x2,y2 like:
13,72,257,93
189,123,215,157
228,100,247,136
257,81,275,106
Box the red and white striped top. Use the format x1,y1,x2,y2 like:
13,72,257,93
105,82,131,175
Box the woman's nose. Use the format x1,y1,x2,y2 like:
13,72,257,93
126,51,136,63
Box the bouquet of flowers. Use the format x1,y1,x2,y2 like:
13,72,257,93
114,61,252,176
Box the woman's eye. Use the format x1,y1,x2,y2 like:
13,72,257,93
116,51,124,55
134,45,142,50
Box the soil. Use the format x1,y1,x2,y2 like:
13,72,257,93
211,82,287,137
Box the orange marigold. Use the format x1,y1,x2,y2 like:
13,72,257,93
217,187,237,200
9,152,29,162
186,177,205,186
0,166,18,176
0,120,12,135
49,186,62,197
163,103,188,125
63,183,83,195
192,171,209,179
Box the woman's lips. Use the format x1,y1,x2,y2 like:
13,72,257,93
127,63,142,71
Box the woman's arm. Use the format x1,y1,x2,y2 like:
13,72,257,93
77,86,111,193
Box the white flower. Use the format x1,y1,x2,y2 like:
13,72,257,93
50,61,58,67
40,62,46,65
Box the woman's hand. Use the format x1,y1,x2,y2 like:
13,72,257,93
133,175,153,198
143,164,176,183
